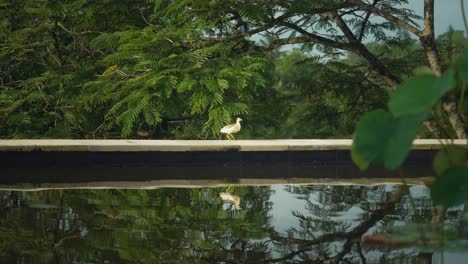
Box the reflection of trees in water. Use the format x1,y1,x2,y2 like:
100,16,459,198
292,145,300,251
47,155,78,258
0,187,273,263
0,185,459,263
273,185,438,263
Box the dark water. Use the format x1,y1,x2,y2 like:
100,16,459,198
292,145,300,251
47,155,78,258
0,185,466,263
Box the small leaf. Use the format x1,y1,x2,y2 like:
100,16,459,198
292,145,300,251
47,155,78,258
352,110,393,170
431,167,468,206
352,110,425,170
383,114,426,169
388,73,454,117
433,146,467,176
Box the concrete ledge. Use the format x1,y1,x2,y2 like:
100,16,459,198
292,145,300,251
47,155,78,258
0,140,459,186
0,177,432,191
0,139,466,152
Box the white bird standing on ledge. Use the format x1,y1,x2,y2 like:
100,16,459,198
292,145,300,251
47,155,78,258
220,118,242,140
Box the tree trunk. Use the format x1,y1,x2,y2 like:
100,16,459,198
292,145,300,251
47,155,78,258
420,0,443,76
420,0,466,138
419,35,442,76
443,101,467,138
334,1,466,138
350,0,466,138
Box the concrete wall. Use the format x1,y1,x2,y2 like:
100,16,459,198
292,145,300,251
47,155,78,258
0,139,460,189
0,139,465,151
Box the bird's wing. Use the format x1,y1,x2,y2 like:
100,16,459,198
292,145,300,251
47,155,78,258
220,123,236,133
220,192,235,202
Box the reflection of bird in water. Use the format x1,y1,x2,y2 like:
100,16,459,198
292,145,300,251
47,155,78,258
220,192,241,210
220,118,242,140
225,185,234,193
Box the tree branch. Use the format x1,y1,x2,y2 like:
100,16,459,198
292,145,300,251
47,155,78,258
350,0,422,36
356,242,367,264
332,11,359,43
254,36,311,51
270,230,350,246
332,11,400,87
329,239,354,264
358,0,379,42
164,115,194,122
208,12,293,42
140,9,153,26
268,186,405,263
206,2,358,47
51,21,64,69
54,232,83,249
244,12,294,36
57,22,102,35
308,1,356,14
278,21,354,51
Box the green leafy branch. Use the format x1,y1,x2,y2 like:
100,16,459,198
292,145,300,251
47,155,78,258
352,52,468,207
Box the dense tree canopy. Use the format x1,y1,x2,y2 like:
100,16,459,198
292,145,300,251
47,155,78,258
0,0,466,139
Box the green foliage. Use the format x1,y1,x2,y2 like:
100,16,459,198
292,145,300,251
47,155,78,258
352,110,425,170
352,55,463,170
431,167,468,206
352,50,468,207
272,50,388,138
0,187,273,263
2,184,461,262
0,0,447,139
84,31,269,137
456,52,468,82
0,0,147,138
388,73,454,117
433,146,467,176
437,27,467,68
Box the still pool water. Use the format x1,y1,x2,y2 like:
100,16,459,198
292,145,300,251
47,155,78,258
0,184,466,263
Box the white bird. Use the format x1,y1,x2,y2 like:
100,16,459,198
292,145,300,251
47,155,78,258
220,192,241,210
220,117,242,140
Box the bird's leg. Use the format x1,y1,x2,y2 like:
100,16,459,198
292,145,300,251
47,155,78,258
226,185,234,193
227,134,233,140
231,134,236,140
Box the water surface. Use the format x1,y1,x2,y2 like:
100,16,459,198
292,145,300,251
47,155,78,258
0,184,466,263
